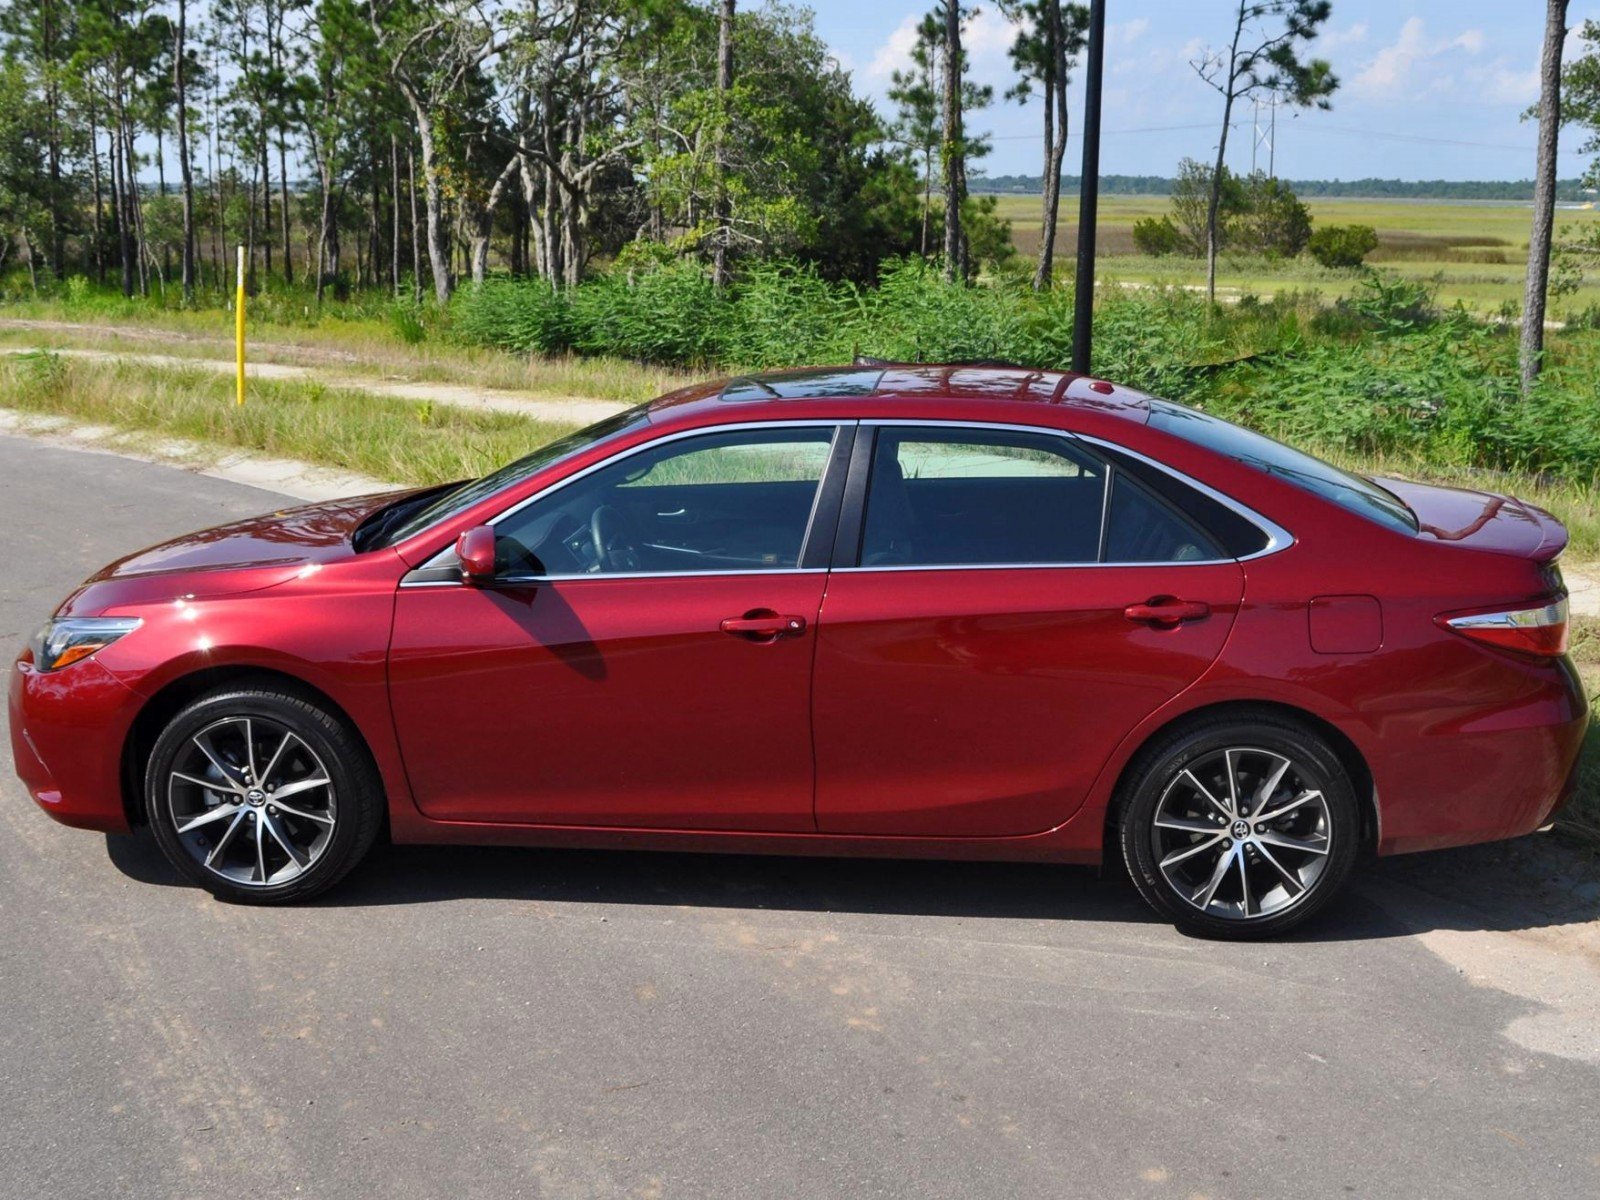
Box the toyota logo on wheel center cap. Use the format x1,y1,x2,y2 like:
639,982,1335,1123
246,789,266,805
1231,819,1250,839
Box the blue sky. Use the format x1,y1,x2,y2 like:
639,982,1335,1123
803,1,1600,180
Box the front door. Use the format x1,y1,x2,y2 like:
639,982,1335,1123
389,423,846,831
812,424,1246,837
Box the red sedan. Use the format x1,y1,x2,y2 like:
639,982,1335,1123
9,364,1586,937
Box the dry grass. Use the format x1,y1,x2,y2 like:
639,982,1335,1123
0,312,694,403
0,351,579,486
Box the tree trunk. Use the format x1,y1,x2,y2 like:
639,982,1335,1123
1523,0,1570,395
315,144,332,304
1035,3,1068,291
1205,4,1248,307
88,100,105,284
108,96,132,298
408,144,422,302
712,0,735,289
391,135,402,293
175,0,196,305
941,1,966,282
22,227,38,294
279,135,293,286
42,0,65,279
260,133,273,281
410,110,453,303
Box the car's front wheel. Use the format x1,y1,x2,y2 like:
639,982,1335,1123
1119,714,1361,939
144,683,383,903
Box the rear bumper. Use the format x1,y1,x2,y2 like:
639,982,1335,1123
1375,657,1589,854
8,655,139,833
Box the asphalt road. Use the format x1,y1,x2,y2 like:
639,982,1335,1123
4,432,1600,1200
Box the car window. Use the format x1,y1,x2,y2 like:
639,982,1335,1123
494,426,837,576
859,428,1107,567
1102,470,1225,562
1092,442,1266,559
382,406,650,545
1147,400,1417,535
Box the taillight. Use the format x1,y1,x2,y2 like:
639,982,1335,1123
1439,597,1569,657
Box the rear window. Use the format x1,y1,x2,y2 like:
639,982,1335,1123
1147,401,1418,535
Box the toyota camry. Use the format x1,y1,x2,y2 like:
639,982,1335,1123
10,363,1586,937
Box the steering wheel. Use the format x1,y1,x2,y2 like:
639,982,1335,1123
589,504,644,572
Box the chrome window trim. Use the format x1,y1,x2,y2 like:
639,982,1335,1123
402,420,847,588
829,418,1293,574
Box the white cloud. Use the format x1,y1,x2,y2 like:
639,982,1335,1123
964,7,1024,58
1318,22,1369,53
866,8,1024,82
866,14,923,81
1111,18,1150,47
1352,18,1488,100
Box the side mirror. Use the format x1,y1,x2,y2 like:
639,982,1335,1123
455,526,497,585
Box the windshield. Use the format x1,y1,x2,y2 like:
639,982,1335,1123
1147,401,1418,535
379,406,650,546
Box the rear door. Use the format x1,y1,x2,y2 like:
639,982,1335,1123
812,423,1247,837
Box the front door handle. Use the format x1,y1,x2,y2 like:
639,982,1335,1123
720,610,807,640
1124,598,1210,627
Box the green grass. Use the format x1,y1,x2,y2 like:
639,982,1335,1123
0,352,579,486
992,193,1600,312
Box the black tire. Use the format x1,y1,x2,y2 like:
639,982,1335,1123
1118,713,1361,939
144,683,384,904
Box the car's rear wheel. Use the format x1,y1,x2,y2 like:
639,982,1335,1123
1118,715,1361,939
144,684,383,903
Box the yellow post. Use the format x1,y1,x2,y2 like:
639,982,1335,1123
235,245,246,406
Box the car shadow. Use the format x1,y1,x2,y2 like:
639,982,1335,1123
104,826,1600,940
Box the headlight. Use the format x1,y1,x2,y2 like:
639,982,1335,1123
28,616,143,672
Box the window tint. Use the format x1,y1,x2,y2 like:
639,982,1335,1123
1095,443,1269,559
495,427,836,576
859,428,1107,566
382,406,649,545
1147,400,1417,535
1103,471,1225,562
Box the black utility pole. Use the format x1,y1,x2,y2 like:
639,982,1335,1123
1070,0,1106,375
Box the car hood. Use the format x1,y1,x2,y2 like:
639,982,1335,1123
1377,477,1568,562
57,490,416,615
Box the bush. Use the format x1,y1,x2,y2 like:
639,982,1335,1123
1308,224,1380,269
567,262,729,366
451,278,572,355
1132,216,1184,257
1235,174,1312,259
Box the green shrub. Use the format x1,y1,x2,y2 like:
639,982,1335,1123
389,298,428,345
451,278,572,355
1132,216,1184,257
1308,224,1380,269
567,262,728,366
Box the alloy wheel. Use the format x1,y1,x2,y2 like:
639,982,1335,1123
1149,746,1333,922
166,715,338,887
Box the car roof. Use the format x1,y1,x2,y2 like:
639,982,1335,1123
643,363,1153,424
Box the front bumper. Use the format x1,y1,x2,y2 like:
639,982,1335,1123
8,655,140,833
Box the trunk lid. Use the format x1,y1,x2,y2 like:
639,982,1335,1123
1376,477,1568,562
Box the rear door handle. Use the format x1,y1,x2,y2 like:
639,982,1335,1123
720,610,807,639
1124,598,1210,626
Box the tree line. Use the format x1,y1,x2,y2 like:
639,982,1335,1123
0,1,1105,304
